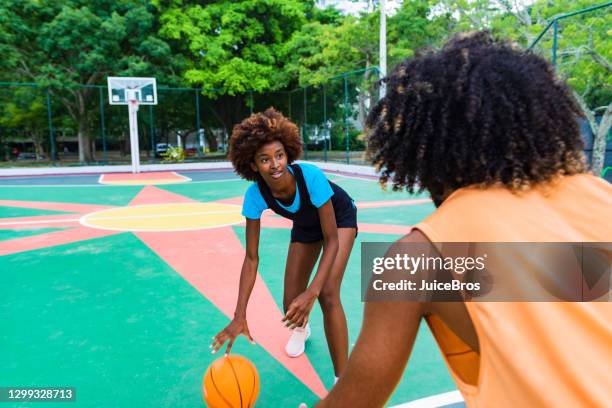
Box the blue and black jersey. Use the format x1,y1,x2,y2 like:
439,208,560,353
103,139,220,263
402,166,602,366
241,163,357,242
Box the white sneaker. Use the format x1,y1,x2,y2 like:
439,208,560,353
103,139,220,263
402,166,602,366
285,323,311,357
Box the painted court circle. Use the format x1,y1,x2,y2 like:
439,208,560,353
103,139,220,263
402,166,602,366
79,202,243,232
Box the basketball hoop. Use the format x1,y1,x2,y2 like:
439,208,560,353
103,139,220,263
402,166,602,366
107,77,157,174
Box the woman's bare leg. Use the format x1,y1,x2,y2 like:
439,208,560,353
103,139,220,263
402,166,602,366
283,241,322,313
318,228,356,376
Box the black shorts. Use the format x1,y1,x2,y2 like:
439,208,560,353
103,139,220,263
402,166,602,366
290,203,358,243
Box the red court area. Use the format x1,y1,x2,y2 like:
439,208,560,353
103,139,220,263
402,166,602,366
99,171,191,185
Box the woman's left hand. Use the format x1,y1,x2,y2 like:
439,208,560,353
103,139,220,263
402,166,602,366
282,288,318,329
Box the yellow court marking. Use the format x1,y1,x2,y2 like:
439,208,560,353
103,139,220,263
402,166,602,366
80,203,243,232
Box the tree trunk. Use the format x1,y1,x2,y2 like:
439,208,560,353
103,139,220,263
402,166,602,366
575,92,611,176
33,133,45,160
0,131,6,161
592,103,612,176
204,127,218,151
74,90,94,163
357,58,372,132
90,136,97,162
218,95,249,137
77,116,94,162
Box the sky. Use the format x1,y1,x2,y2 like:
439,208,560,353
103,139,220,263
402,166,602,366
319,0,536,17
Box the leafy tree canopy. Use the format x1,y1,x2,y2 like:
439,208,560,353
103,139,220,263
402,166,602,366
157,0,311,95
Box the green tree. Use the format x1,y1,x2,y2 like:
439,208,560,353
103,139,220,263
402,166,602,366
387,0,455,67
283,1,452,132
156,0,311,132
434,0,611,175
283,9,378,87
540,2,611,175
0,87,48,159
0,0,180,162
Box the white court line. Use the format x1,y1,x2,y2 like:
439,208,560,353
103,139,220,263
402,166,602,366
76,221,245,233
0,218,80,226
85,210,240,221
388,391,464,408
0,178,243,188
2,204,242,227
326,172,401,185
1,211,241,226
172,171,191,182
78,215,245,233
326,172,380,181
173,177,242,185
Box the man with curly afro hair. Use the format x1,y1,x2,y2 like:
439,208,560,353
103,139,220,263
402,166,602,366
211,108,358,385
317,32,611,407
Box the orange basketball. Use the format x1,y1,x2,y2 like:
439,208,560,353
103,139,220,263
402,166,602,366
202,354,260,408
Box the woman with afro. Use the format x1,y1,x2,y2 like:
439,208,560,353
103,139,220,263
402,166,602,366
211,108,357,384
317,32,612,407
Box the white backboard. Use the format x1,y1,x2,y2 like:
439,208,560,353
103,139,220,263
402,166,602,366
107,77,157,105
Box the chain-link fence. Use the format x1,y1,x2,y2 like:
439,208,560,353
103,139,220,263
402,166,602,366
0,83,244,165
0,67,380,167
528,1,612,180
288,68,380,164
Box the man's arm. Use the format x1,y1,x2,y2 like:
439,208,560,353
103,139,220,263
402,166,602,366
316,230,434,407
316,300,424,407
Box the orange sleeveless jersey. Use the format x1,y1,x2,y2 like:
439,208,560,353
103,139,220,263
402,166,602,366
414,174,612,407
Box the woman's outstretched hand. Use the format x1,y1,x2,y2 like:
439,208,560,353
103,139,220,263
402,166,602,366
283,288,318,329
210,317,255,355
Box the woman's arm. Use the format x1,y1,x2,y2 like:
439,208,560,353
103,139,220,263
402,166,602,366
233,218,261,318
211,218,261,354
283,199,339,328
308,199,339,295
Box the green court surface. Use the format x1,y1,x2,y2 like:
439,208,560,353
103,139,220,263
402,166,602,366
0,169,458,407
